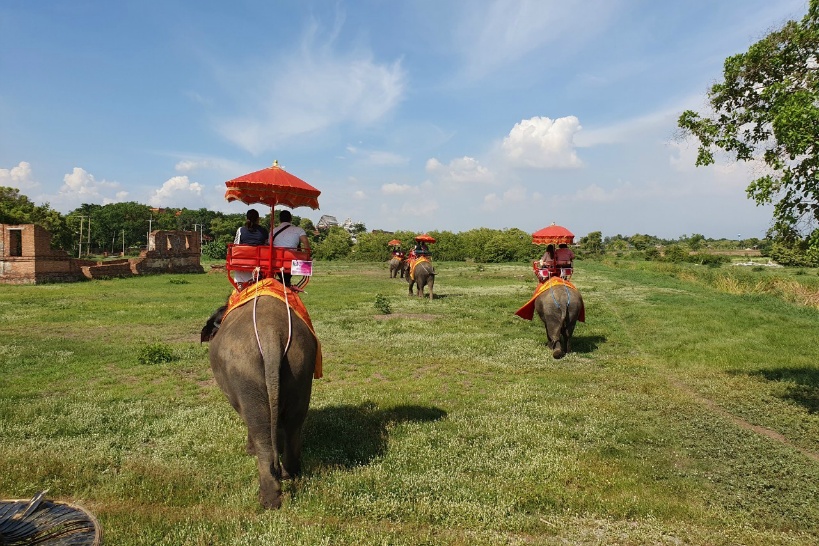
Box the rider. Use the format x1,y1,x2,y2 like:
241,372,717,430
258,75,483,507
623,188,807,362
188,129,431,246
270,210,311,286
232,208,269,290
555,243,575,267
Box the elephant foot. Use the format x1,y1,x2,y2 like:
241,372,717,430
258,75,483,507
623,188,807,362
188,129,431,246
258,486,282,509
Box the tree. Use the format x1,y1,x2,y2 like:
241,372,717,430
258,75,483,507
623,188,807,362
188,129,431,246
312,227,352,260
1,187,72,250
678,1,819,252
579,231,603,255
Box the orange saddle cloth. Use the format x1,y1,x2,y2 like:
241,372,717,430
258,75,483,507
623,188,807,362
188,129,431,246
514,277,585,322
223,278,323,379
409,256,431,280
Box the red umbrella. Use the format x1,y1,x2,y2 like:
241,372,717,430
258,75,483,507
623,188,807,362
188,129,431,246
387,239,401,246
414,233,436,243
225,160,321,210
532,224,574,245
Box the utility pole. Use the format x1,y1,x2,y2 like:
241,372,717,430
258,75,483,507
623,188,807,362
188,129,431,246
86,217,91,258
77,215,88,258
121,230,125,256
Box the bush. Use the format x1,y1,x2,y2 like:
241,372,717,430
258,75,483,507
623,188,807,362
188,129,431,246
373,293,391,314
644,248,661,261
138,343,177,365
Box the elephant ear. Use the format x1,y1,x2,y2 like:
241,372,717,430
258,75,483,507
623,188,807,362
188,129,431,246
201,305,227,342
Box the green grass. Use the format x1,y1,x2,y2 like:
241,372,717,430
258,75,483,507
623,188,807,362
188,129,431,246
1,261,818,544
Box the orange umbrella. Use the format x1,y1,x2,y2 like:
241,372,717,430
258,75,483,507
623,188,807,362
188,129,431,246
387,239,401,246
414,233,436,243
225,160,321,210
532,224,574,245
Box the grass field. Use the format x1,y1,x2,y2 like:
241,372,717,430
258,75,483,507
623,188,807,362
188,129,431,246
1,260,818,545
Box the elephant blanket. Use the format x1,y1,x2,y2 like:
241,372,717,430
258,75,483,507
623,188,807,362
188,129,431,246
409,256,431,280
514,277,585,322
223,277,323,378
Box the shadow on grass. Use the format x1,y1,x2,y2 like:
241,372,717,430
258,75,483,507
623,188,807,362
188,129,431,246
570,334,606,354
302,402,447,470
737,367,819,414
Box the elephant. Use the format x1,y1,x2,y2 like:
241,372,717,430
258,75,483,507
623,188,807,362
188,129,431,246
203,295,318,509
407,260,435,299
388,256,405,278
534,283,584,359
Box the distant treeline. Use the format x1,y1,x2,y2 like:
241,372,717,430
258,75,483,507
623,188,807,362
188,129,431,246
1,187,772,264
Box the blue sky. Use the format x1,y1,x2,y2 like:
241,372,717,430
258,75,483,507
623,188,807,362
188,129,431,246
0,0,810,240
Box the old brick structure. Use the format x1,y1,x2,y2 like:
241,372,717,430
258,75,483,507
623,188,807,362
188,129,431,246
0,224,85,284
0,224,203,284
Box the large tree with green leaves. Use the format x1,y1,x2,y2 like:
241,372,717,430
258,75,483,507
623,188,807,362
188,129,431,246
678,0,819,260
1,186,73,249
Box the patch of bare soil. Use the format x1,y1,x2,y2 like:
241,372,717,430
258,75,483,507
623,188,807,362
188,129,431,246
373,313,438,321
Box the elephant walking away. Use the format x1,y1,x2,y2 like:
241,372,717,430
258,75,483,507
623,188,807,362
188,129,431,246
204,292,319,509
389,256,405,278
533,282,584,359
407,260,435,299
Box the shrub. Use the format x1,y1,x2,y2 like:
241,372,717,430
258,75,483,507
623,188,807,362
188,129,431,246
373,293,391,314
138,343,177,365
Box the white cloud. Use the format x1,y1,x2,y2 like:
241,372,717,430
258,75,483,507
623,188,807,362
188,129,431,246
0,161,38,189
400,199,439,217
216,19,406,154
426,156,495,185
149,176,204,207
346,146,409,166
58,168,127,206
481,184,528,211
453,0,618,81
353,190,366,200
501,116,583,169
382,183,419,195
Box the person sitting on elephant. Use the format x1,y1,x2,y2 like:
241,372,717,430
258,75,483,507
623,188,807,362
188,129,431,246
233,208,269,290
539,244,556,269
270,210,311,286
555,243,575,267
415,241,430,257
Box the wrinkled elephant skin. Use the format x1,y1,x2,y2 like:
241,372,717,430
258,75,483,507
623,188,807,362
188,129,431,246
209,296,318,509
407,261,435,299
534,284,583,358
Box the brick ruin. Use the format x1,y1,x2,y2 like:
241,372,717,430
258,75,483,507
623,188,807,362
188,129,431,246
0,224,204,284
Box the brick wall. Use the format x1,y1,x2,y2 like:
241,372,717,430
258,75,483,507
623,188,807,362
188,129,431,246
0,224,84,284
1,225,203,284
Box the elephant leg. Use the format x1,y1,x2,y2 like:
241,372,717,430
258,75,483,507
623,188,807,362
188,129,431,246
547,324,564,359
246,419,282,509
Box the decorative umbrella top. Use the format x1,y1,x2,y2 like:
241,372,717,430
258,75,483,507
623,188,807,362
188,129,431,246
225,160,321,210
387,239,402,246
532,223,574,245
414,233,436,243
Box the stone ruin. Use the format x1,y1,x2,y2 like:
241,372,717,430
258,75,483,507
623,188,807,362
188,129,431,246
0,224,203,284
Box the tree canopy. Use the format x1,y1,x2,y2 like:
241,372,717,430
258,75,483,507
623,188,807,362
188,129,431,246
678,0,819,254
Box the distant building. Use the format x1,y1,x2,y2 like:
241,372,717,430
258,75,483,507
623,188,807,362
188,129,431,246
316,215,338,230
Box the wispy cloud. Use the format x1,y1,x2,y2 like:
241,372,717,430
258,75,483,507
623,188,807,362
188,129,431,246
215,14,406,154
452,0,619,80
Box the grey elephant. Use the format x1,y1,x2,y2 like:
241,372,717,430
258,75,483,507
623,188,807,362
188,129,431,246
407,260,435,299
203,295,319,509
534,283,584,358
388,256,405,278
